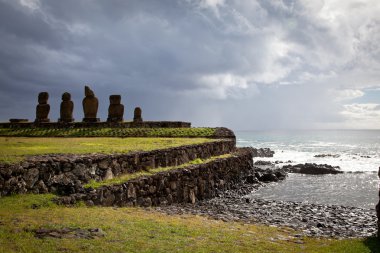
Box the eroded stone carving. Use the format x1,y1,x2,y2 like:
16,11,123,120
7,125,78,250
35,92,50,123
82,86,99,122
133,107,143,123
107,95,124,122
59,92,74,123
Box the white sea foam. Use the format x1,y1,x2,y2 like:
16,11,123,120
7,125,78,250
239,130,380,207
237,130,380,172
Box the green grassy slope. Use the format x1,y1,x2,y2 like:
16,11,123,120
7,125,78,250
0,137,213,163
0,194,378,253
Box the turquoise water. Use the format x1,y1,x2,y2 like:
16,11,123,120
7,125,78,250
236,130,380,208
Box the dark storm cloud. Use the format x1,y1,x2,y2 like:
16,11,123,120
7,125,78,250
0,0,379,129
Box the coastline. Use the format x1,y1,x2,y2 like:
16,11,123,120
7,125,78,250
0,127,378,241
155,172,378,238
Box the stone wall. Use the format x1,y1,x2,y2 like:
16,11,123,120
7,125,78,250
0,121,191,129
0,140,235,197
58,148,254,207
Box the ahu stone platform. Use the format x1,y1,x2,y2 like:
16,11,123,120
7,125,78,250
0,121,191,129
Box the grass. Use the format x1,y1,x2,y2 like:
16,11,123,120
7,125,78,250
85,154,231,189
0,127,217,138
0,194,379,253
0,137,214,164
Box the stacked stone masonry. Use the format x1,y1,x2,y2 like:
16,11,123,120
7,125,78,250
58,148,254,207
0,121,191,129
0,140,235,197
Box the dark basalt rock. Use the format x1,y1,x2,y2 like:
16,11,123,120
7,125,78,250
153,167,376,239
251,148,274,157
314,154,340,158
31,227,105,239
283,163,343,174
155,196,377,238
254,161,273,165
252,167,287,182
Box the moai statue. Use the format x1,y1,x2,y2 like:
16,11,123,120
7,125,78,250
82,86,99,122
35,92,50,123
133,107,143,123
107,95,124,122
58,92,74,123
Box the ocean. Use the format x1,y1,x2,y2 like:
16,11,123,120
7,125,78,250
236,130,380,209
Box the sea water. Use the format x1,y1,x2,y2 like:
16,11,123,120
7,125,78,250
236,130,380,209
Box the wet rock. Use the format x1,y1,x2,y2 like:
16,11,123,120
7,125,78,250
314,154,341,158
259,172,278,182
283,163,343,175
245,175,259,184
251,148,274,157
154,175,376,239
275,170,287,180
155,194,376,238
254,161,273,165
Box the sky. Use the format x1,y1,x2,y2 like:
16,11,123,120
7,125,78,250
0,0,379,130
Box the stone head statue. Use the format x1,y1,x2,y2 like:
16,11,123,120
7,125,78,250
82,85,99,122
38,92,49,104
62,92,71,101
85,86,95,97
133,107,143,123
109,95,121,105
59,92,74,122
35,92,50,122
107,95,124,122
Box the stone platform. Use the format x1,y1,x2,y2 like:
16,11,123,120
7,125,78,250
0,121,191,129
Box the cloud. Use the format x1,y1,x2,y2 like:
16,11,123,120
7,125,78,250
329,89,365,101
341,103,380,129
190,73,259,99
0,0,379,129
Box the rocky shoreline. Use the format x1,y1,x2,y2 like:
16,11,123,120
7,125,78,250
154,180,377,238
154,162,378,239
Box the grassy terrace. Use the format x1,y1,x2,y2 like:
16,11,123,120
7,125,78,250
0,137,214,164
0,194,379,253
85,155,231,189
0,127,216,138
1,135,379,252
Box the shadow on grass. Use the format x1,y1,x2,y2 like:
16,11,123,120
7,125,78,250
363,237,380,253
